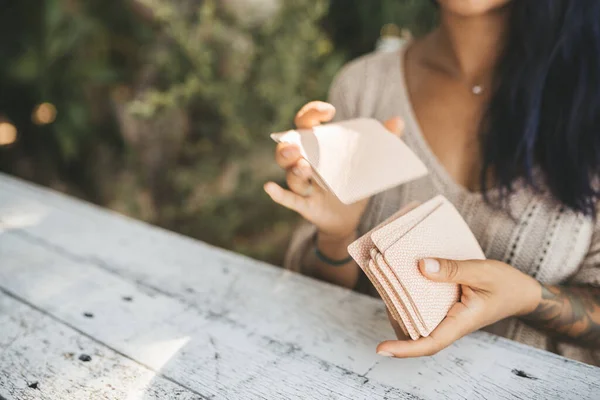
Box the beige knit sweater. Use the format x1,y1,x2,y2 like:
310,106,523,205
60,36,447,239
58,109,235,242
284,43,600,365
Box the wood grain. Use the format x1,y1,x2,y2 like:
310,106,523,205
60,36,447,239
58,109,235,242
0,291,201,400
1,173,600,399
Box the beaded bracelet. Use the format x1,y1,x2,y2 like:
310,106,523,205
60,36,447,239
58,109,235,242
313,233,353,266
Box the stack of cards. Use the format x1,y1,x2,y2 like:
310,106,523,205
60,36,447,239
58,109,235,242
270,118,485,339
347,196,485,339
270,118,427,204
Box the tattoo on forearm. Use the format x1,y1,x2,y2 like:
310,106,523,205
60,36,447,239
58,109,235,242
522,285,600,347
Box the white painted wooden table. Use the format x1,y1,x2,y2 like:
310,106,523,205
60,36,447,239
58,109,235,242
1,173,600,400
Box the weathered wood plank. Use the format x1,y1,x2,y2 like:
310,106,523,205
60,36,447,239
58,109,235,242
0,231,414,399
0,291,201,400
2,173,600,399
0,173,398,373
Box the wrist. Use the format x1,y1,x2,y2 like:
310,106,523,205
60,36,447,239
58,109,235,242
314,230,357,265
517,277,543,317
317,229,357,244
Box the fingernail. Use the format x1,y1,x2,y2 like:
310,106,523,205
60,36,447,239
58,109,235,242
292,167,301,176
377,351,394,357
316,102,334,112
282,149,291,159
263,183,276,196
423,258,440,274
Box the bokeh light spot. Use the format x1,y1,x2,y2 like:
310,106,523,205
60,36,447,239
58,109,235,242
32,102,57,125
0,122,17,146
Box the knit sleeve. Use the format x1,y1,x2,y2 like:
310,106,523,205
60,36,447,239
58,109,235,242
569,214,600,286
328,61,361,122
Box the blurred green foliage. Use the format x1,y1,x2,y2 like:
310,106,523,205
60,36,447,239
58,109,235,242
0,0,436,265
0,0,149,198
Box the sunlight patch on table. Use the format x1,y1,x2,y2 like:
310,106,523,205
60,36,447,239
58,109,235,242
0,209,46,233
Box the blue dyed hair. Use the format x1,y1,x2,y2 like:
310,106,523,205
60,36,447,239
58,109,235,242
482,1,600,216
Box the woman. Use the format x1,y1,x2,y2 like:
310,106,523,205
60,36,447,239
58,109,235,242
265,0,600,365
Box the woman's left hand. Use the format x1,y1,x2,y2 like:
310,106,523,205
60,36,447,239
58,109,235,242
377,258,542,358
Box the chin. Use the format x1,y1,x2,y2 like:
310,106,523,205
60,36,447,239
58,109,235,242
436,0,512,17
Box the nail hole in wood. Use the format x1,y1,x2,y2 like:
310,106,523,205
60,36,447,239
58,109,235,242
511,369,538,380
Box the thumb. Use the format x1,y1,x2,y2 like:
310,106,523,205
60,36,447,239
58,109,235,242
419,258,491,288
383,117,404,137
295,101,336,129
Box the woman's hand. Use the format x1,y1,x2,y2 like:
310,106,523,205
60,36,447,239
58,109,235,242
264,101,404,239
377,258,542,358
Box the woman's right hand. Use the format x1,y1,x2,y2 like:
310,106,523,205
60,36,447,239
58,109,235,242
264,101,404,240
